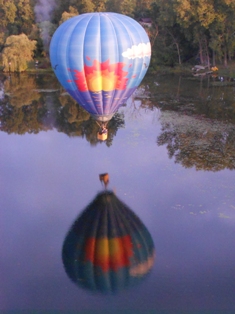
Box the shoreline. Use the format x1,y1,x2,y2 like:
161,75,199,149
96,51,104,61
1,62,235,78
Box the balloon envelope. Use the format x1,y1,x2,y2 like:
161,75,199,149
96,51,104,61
50,12,151,122
62,191,155,293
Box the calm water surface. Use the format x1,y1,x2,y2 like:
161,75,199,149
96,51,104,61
0,73,235,313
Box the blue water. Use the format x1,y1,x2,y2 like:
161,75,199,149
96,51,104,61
0,74,235,313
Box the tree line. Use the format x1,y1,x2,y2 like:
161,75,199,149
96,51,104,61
0,0,235,72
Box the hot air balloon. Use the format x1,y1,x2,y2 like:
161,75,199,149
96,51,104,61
49,12,151,138
62,190,155,293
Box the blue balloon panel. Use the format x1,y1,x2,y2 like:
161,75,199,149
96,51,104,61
50,12,151,121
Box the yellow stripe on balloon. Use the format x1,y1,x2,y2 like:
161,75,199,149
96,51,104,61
85,235,133,272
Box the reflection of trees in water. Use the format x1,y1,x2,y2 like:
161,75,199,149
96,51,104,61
143,75,235,124
56,95,125,147
157,111,235,171
125,87,160,123
2,73,235,153
0,79,124,146
0,73,59,134
4,74,41,107
0,97,47,134
132,76,235,171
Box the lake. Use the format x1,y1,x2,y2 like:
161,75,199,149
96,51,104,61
0,72,235,313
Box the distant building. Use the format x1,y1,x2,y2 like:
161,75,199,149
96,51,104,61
138,18,152,28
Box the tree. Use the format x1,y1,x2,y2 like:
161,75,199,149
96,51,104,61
15,0,35,34
209,0,235,66
1,33,37,72
174,0,216,66
92,0,107,12
0,0,17,49
0,0,17,27
79,0,95,13
59,6,78,24
136,0,152,13
120,0,136,16
147,0,190,66
107,0,136,16
150,0,181,65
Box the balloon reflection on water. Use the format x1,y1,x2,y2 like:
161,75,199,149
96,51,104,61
62,185,155,293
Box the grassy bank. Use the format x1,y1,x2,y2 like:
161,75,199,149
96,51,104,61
2,57,235,78
215,63,235,78
148,62,235,78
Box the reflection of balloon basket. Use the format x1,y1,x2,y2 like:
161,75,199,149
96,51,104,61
96,121,108,141
97,131,108,141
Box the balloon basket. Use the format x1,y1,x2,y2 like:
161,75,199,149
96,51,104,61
97,131,108,141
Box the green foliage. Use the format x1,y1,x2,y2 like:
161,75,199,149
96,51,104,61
136,0,152,14
59,7,78,24
16,0,35,34
152,36,178,66
0,0,17,27
79,0,95,13
2,34,37,72
107,0,136,16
